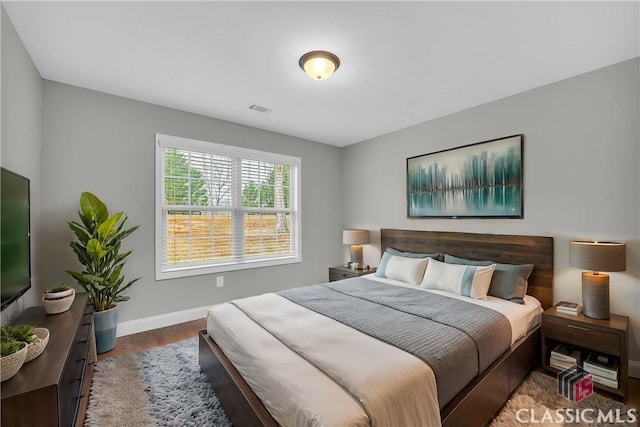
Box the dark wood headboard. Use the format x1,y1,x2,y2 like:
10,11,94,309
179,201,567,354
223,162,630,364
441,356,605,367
380,229,554,309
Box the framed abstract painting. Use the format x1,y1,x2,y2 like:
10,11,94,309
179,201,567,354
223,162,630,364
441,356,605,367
407,134,523,218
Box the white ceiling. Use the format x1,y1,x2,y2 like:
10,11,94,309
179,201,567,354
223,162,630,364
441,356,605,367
4,1,639,147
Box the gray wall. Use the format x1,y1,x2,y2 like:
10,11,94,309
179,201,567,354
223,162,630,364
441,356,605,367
341,58,640,363
0,6,43,322
40,81,343,323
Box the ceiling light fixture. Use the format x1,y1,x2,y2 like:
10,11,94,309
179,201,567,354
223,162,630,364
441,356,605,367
299,50,340,81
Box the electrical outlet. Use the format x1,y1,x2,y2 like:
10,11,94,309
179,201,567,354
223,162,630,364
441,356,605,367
216,276,224,288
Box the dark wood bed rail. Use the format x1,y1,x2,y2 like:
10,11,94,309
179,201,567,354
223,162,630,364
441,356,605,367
199,331,278,427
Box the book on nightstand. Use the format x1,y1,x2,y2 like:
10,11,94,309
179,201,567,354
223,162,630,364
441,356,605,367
583,352,619,381
589,373,618,389
550,344,582,370
556,301,582,315
550,358,580,371
551,344,581,364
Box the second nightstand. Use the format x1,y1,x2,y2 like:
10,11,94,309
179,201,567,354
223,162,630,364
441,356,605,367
329,265,376,282
541,305,629,397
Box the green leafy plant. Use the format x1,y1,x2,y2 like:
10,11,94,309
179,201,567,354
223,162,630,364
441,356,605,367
66,192,140,312
48,284,70,293
1,325,36,344
0,340,25,357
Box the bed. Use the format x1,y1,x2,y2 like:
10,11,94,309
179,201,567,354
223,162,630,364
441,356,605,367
199,229,554,427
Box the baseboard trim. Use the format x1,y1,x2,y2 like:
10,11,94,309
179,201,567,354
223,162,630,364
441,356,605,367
116,305,215,337
630,359,640,379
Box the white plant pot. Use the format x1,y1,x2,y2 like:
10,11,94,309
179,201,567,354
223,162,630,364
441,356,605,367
43,289,75,314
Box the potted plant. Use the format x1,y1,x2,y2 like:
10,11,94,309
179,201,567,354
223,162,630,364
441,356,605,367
0,334,28,382
66,192,140,354
1,324,49,363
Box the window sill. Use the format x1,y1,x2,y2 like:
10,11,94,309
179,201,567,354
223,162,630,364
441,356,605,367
156,255,302,280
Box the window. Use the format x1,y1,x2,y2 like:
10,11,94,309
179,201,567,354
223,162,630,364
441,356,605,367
155,134,301,279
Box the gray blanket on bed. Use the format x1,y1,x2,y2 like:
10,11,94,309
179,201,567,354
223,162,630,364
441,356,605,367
278,278,511,408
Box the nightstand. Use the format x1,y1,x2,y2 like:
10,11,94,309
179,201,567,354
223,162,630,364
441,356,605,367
328,265,376,282
541,305,629,397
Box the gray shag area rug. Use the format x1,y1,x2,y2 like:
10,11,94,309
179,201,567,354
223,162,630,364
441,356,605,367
87,339,636,427
85,337,231,427
491,371,637,427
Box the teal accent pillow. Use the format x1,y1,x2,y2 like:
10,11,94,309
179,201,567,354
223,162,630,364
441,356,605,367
443,254,534,304
420,258,495,300
376,248,443,278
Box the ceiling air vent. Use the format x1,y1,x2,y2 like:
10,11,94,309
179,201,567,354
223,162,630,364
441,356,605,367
248,103,271,114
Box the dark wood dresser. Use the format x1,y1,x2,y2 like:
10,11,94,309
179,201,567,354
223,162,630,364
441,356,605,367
1,293,94,427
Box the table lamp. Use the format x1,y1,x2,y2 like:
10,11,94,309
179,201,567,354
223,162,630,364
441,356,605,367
343,230,370,270
569,240,626,319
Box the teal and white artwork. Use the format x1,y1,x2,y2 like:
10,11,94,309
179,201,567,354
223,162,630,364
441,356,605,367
407,134,523,218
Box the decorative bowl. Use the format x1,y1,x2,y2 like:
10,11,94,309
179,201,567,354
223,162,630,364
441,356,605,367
43,288,74,300
43,289,75,314
25,328,49,363
1,342,28,382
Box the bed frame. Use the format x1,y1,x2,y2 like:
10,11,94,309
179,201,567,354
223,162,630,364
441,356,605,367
199,229,554,427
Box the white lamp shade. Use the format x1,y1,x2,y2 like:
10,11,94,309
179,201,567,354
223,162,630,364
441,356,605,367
342,230,370,245
569,240,626,272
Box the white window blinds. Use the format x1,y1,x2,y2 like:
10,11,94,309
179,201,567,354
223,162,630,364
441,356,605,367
155,134,301,279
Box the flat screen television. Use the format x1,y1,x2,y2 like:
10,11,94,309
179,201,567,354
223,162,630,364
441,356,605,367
1,167,31,309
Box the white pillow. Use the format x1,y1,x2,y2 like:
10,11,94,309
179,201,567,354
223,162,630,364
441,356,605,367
384,255,430,285
420,258,496,300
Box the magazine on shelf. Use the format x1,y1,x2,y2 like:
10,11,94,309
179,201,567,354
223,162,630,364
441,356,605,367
551,344,581,364
550,359,579,371
557,306,582,315
557,301,580,310
583,352,618,380
556,301,582,315
590,372,618,389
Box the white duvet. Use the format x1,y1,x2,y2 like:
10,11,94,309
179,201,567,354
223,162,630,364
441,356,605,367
206,276,541,427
